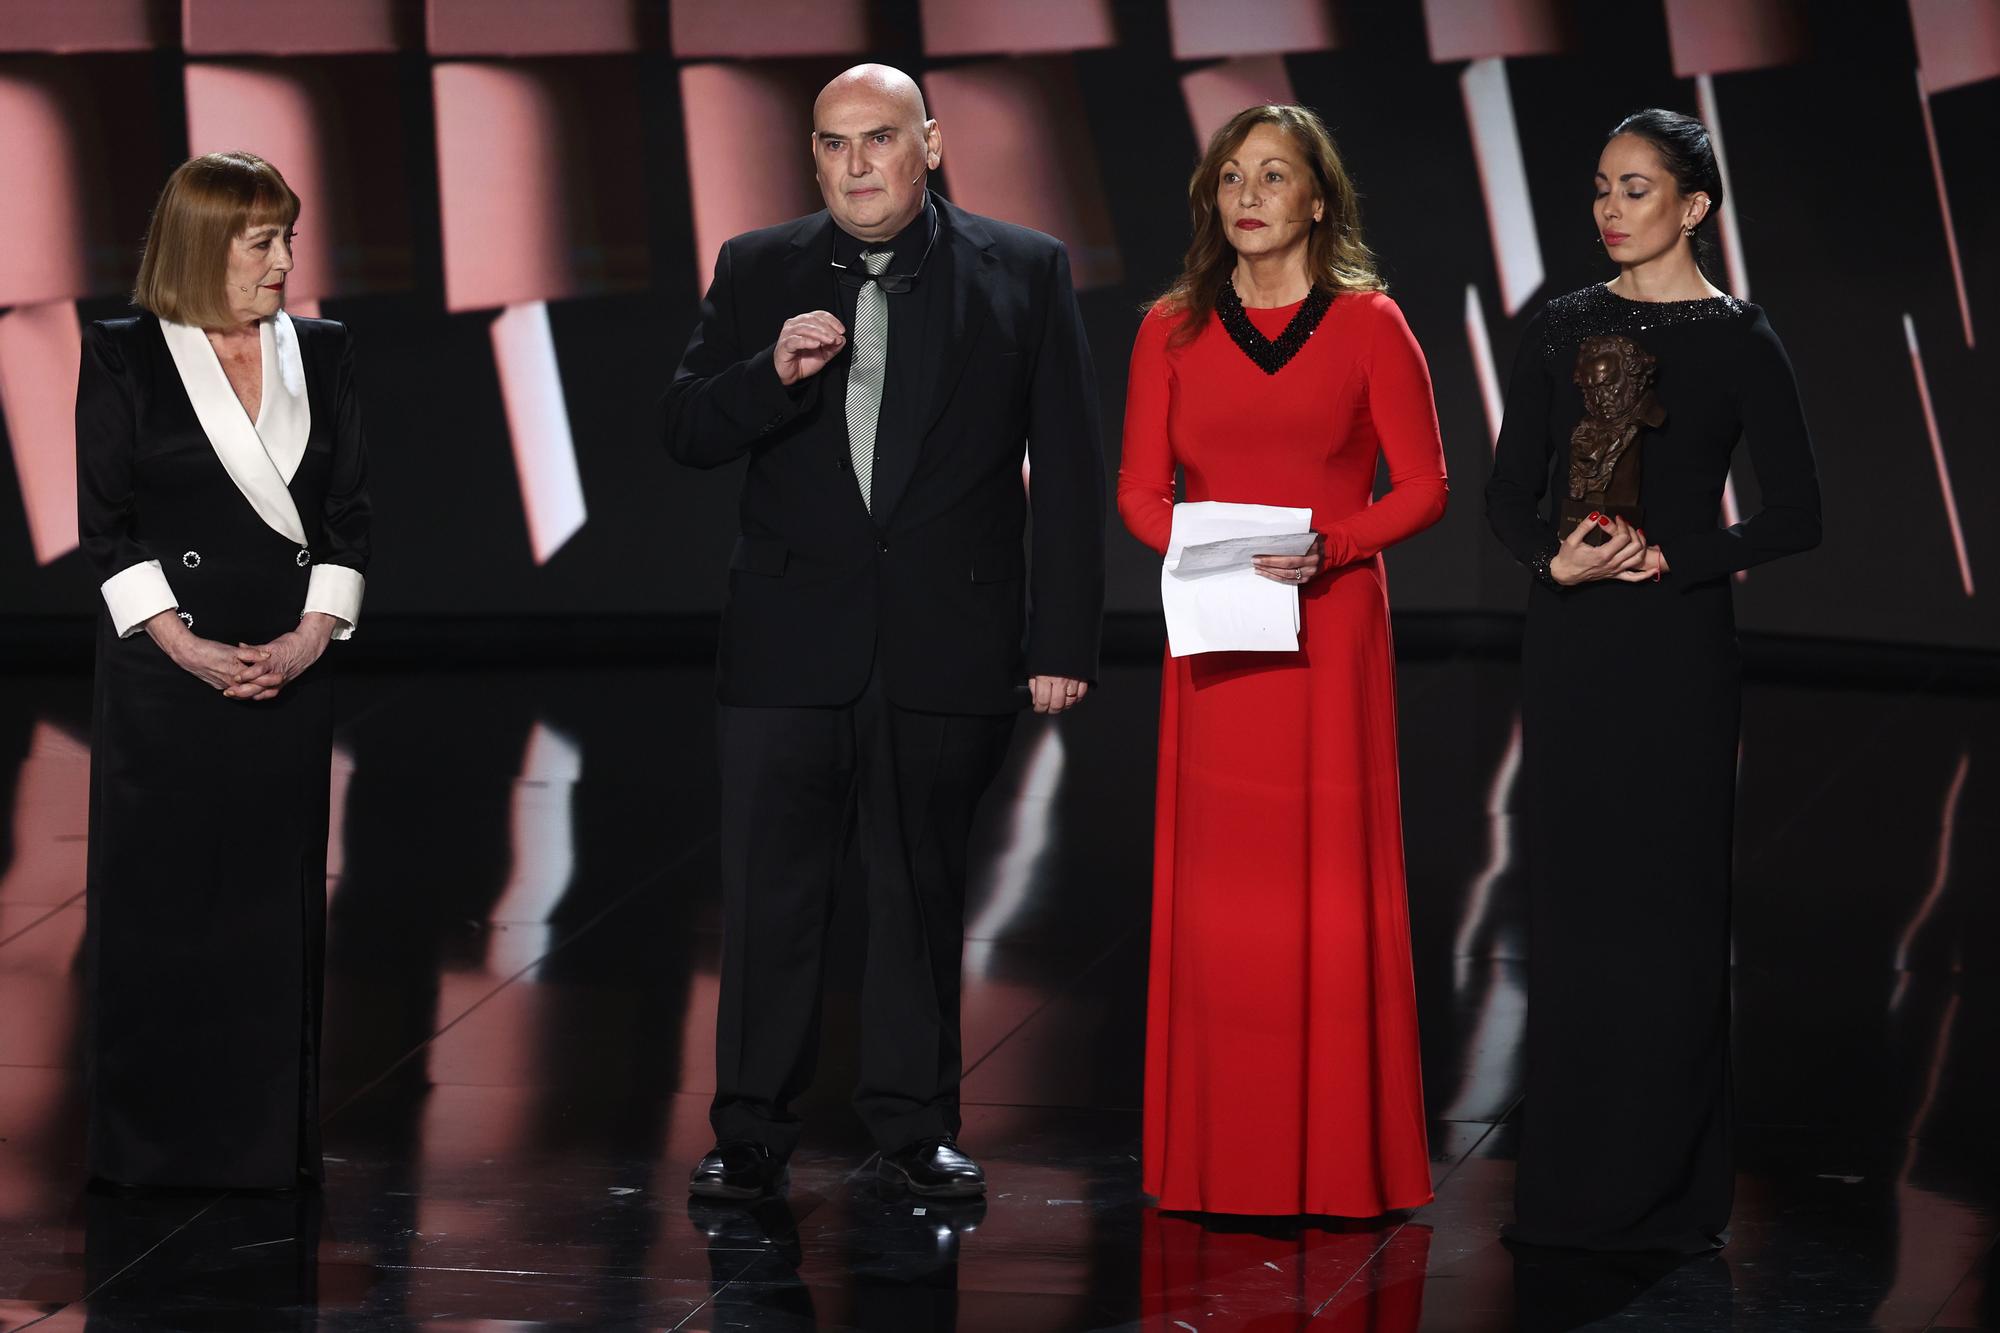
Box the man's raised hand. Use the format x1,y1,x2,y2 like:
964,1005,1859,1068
774,312,847,385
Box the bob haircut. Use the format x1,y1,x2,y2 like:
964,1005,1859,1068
1155,105,1383,346
132,152,300,331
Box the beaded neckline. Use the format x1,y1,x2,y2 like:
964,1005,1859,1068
1539,282,1747,355
1597,282,1735,306
1216,281,1333,374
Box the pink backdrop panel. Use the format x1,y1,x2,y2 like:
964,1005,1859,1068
1910,0,2000,93
0,70,89,305
0,0,165,52
924,60,1123,290
186,61,415,303
679,63,826,295
1422,0,1567,62
1167,0,1338,61
1181,57,1299,150
0,302,82,563
433,61,649,312
427,0,654,56
670,0,874,57
184,0,409,54
1663,0,1807,77
919,0,1115,57
0,58,167,305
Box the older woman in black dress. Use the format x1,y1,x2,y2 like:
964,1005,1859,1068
77,152,370,1189
1485,110,1820,1251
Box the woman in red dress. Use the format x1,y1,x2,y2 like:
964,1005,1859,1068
1119,105,1447,1217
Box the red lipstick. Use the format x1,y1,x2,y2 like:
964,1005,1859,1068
1234,219,1266,230
1602,231,1628,246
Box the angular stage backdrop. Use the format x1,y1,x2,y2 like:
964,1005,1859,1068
1,0,1994,649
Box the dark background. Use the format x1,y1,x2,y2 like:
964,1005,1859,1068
2,1,1994,650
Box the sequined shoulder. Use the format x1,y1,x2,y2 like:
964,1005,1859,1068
1537,284,1748,356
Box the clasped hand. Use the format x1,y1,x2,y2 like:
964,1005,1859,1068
1549,513,1668,586
148,610,337,701
1251,533,1325,585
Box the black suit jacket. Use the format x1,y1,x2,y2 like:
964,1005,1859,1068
665,195,1105,714
77,314,371,646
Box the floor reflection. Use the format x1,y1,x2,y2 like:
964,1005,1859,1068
0,663,1991,1329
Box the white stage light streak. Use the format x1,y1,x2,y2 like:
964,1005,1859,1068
1690,76,1748,575
1890,750,1969,1012
1464,284,1502,451
965,727,1066,978
1915,69,1975,349
492,301,587,564
324,741,355,902
489,721,583,932
1693,76,1747,301
1460,58,1543,317
1453,716,1521,972
1902,313,1975,596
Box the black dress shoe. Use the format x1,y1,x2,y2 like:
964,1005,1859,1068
689,1141,785,1199
877,1136,986,1198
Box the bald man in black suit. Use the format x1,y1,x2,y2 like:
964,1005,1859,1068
665,63,1104,1199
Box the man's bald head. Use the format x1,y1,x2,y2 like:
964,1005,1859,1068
814,63,928,127
811,63,942,243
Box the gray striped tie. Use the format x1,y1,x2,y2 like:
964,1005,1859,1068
845,250,893,514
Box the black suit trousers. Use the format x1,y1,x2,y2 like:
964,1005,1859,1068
711,667,1015,1156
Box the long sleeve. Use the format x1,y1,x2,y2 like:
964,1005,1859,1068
1659,309,1821,584
663,239,820,469
301,322,372,638
1115,308,1176,557
1023,241,1107,682
76,323,177,637
1484,307,1563,571
1320,296,1448,567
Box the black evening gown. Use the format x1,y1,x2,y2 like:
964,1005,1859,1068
76,314,370,1189
1484,284,1820,1252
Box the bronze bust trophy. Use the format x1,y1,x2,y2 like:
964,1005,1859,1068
1561,333,1665,545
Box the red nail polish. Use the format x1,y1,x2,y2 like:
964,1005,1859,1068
1587,512,1600,521
1597,516,1611,527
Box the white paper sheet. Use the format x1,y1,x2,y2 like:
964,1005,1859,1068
1160,501,1314,657
1173,529,1319,576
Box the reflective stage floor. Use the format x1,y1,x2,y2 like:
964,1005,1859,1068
0,647,1994,1330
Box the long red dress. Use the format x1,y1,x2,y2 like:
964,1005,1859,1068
1119,291,1447,1216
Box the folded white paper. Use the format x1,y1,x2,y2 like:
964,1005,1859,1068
1160,501,1314,657
1173,529,1319,577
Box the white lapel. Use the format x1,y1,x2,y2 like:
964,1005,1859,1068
158,313,309,546
262,311,311,483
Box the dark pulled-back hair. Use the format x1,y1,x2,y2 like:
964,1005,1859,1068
1609,108,1724,274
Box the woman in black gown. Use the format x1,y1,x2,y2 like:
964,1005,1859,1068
1484,110,1820,1251
77,152,370,1189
